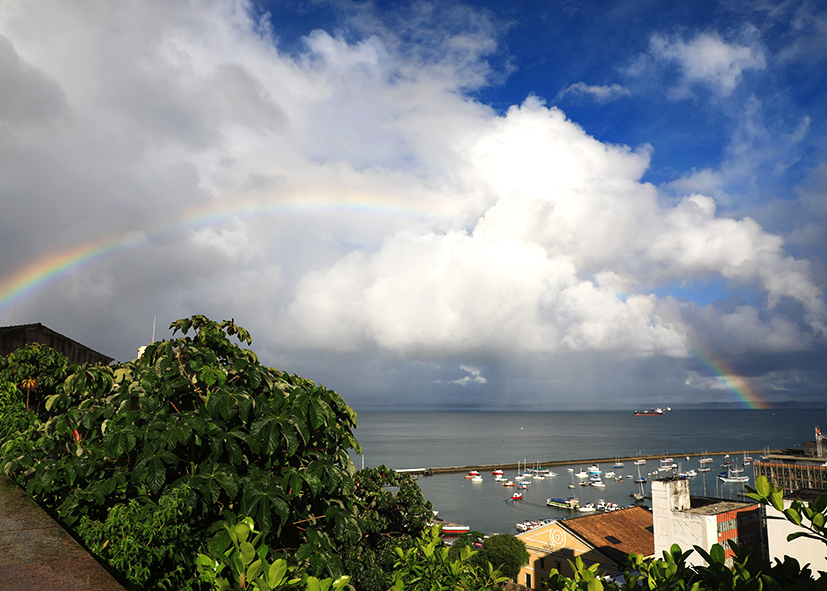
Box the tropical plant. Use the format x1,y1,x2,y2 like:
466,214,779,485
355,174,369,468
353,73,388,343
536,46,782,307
388,524,509,591
0,342,75,414
340,466,435,591
1,315,362,590
0,381,36,441
196,516,353,591
746,475,827,546
477,533,529,579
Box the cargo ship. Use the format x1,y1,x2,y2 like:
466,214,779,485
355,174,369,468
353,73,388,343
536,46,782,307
633,407,671,416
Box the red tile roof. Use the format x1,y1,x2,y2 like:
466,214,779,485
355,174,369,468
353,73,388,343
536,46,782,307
562,506,654,565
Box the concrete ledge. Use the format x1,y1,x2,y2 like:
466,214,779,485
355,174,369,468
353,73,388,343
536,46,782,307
0,475,126,590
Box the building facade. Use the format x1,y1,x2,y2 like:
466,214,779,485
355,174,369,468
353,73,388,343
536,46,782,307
651,477,765,567
754,428,827,492
517,506,654,589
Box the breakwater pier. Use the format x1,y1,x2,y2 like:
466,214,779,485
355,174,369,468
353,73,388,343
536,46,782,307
395,449,773,477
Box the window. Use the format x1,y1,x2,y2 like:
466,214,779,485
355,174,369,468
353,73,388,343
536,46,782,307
526,573,532,588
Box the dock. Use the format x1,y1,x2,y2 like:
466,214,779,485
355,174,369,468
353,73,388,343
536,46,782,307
397,450,774,476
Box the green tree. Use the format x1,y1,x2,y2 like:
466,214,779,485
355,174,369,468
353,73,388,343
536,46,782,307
341,466,435,591
0,342,76,414
0,381,36,441
1,316,362,590
478,533,529,580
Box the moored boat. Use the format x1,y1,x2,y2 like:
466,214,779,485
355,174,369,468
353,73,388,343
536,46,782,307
547,497,579,509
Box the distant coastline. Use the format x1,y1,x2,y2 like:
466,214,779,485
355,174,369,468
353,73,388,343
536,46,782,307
352,404,825,412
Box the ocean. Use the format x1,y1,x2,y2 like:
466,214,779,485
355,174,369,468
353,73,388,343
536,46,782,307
349,408,823,535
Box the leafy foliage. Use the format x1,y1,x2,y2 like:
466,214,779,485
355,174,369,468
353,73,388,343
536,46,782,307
0,381,36,441
0,342,76,415
477,533,529,579
341,466,435,591
746,475,827,546
76,485,200,589
388,524,509,591
548,538,827,591
1,316,361,589
197,516,353,591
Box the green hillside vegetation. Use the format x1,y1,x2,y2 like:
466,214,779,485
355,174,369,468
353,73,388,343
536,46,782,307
0,316,824,591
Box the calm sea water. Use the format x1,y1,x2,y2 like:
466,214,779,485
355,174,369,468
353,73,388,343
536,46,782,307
349,408,822,535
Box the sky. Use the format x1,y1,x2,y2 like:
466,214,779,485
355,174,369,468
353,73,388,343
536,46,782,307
1,0,826,411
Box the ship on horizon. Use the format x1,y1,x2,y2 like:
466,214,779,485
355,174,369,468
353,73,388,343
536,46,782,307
634,407,671,416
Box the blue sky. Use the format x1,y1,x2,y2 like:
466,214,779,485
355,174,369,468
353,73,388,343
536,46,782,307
0,0,825,409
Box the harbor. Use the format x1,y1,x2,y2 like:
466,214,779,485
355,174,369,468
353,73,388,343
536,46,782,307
394,450,774,476
411,451,769,536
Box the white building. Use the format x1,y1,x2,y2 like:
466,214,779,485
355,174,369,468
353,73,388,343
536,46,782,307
652,477,764,567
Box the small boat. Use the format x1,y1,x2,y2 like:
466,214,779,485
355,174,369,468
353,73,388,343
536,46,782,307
587,465,602,475
591,480,606,488
575,469,588,478
568,472,576,489
492,469,504,476
465,471,480,479
699,456,713,464
634,463,647,484
517,519,553,532
547,497,579,509
471,475,483,482
511,492,523,500
503,480,515,487
440,523,470,536
578,503,597,512
719,469,749,483
614,458,624,468
605,471,616,478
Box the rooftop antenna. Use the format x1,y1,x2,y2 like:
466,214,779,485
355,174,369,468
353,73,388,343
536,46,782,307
152,316,156,343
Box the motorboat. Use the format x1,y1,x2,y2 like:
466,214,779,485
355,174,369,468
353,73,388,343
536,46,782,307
471,475,483,482
591,480,606,488
465,471,479,479
492,469,504,476
511,492,523,500
587,465,602,475
578,503,597,512
575,469,588,478
547,497,579,509
503,480,515,487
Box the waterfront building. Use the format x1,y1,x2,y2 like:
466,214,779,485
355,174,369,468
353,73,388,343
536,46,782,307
516,506,653,589
651,477,765,567
754,427,827,492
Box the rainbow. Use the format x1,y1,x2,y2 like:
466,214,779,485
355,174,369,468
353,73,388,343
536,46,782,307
0,194,452,315
688,344,771,409
0,232,149,316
